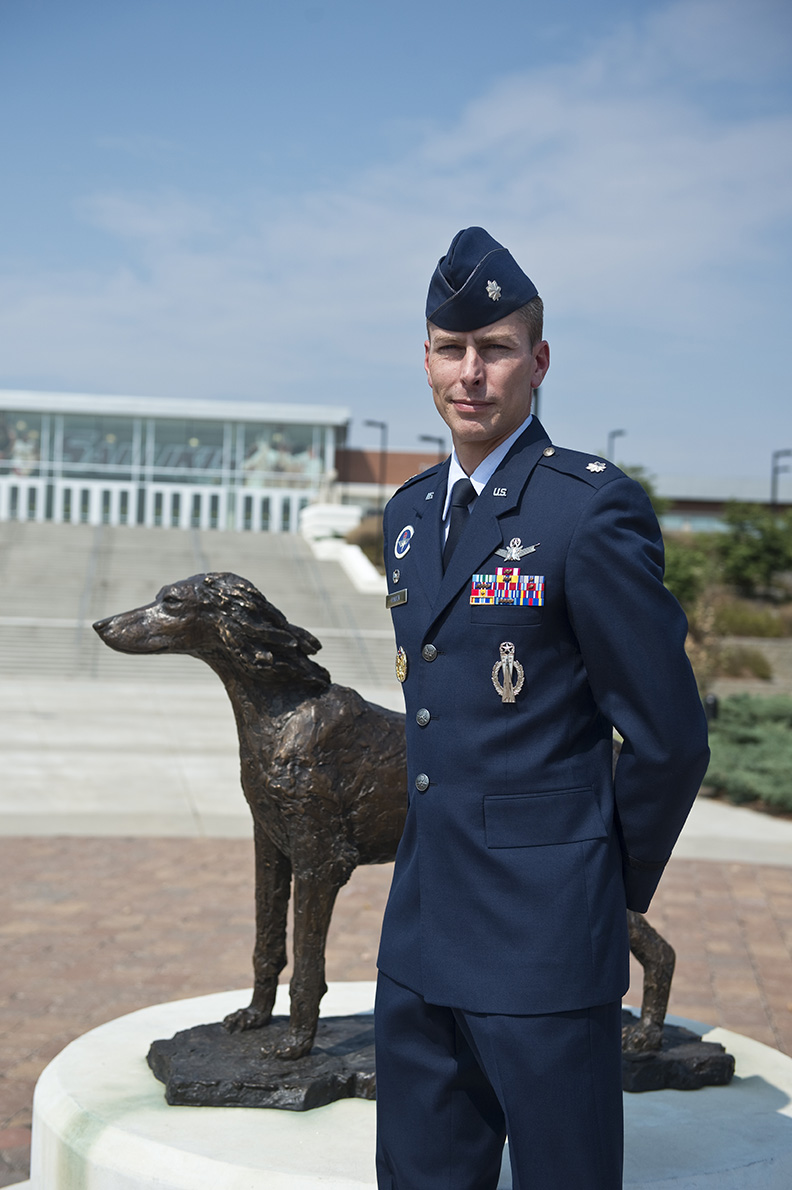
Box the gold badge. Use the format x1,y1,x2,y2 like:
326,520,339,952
492,641,525,704
395,647,408,683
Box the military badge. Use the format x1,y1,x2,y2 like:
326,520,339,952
470,569,544,607
492,641,524,703
486,279,502,301
495,537,539,562
586,461,607,473
394,525,414,558
395,646,408,683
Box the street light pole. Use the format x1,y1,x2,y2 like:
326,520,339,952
606,428,626,461
770,448,792,508
419,434,447,465
364,419,388,513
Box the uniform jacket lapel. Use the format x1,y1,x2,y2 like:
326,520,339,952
428,419,551,630
403,459,448,603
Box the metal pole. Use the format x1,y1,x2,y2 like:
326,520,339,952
364,419,388,512
419,434,447,465
606,429,626,461
770,449,792,508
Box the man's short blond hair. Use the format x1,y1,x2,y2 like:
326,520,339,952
427,296,544,349
513,296,544,348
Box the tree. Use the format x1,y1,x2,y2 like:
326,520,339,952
717,503,792,596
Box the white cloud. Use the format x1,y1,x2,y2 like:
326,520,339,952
1,0,789,472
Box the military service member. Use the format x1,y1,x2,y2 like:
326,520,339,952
374,227,709,1189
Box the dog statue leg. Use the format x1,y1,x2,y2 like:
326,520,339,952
622,909,676,1053
224,822,291,1033
264,875,342,1060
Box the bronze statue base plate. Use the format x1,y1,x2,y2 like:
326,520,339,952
621,1010,735,1093
147,1013,376,1110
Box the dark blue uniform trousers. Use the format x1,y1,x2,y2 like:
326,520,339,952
375,973,623,1189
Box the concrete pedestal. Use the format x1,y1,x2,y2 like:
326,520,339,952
21,984,792,1189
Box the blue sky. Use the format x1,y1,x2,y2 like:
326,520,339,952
1,0,790,486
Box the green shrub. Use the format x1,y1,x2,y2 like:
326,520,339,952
712,599,790,638
717,503,792,595
663,537,713,610
706,695,792,811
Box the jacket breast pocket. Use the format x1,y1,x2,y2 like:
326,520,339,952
470,604,543,626
483,787,608,848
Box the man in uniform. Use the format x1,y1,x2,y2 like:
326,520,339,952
374,227,710,1189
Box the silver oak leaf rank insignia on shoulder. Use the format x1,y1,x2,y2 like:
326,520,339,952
586,461,607,473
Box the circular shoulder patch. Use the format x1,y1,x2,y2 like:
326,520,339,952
394,525,414,558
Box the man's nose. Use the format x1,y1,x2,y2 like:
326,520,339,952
460,347,484,385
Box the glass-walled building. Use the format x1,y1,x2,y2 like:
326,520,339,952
0,391,349,532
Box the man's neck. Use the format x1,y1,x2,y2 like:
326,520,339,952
453,415,534,478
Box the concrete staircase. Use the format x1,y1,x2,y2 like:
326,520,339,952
0,523,397,691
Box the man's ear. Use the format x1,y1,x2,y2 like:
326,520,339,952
424,339,432,386
532,340,550,389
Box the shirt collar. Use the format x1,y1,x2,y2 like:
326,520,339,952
442,414,533,520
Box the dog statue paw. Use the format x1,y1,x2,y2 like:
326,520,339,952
262,1027,316,1061
222,1005,273,1033
622,1015,664,1053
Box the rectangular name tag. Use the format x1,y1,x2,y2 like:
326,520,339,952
386,589,408,609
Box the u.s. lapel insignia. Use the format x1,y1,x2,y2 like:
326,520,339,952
394,525,414,558
492,641,524,704
395,647,408,683
587,461,607,473
495,537,539,562
493,486,508,497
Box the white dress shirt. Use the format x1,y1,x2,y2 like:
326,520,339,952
441,414,533,541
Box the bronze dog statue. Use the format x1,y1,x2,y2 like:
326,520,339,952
94,572,406,1059
94,572,672,1060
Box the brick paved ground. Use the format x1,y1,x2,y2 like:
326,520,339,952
2,839,792,1187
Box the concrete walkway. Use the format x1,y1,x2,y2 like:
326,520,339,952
2,677,792,862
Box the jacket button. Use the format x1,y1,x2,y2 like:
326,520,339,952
421,644,438,661
415,773,430,792
416,708,431,727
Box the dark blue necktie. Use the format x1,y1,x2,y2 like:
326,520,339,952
442,478,476,571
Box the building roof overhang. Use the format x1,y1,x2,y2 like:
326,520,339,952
0,389,351,427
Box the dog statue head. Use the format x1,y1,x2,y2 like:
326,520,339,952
93,572,332,691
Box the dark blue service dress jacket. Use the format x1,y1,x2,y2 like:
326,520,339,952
377,418,710,1016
